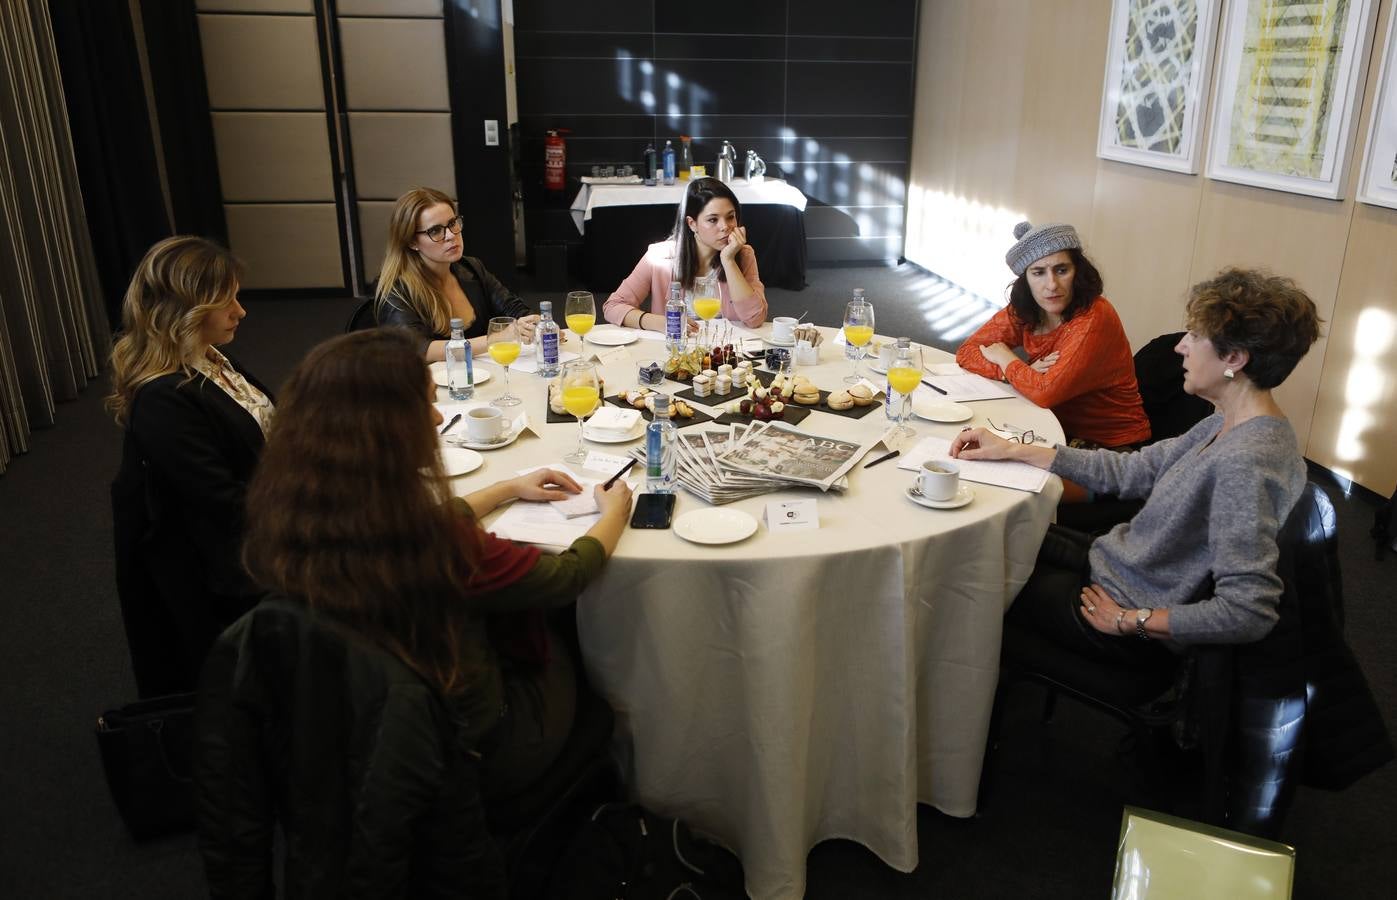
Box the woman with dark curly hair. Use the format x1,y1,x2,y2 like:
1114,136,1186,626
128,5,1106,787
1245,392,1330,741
956,221,1151,449
952,268,1322,661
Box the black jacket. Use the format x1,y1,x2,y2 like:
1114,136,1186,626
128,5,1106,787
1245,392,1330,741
196,598,506,899
111,360,270,697
377,257,532,355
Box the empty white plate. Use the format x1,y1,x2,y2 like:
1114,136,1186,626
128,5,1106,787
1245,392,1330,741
440,446,483,477
673,507,759,545
583,420,646,444
912,394,972,423
905,484,974,510
430,362,491,388
585,327,639,346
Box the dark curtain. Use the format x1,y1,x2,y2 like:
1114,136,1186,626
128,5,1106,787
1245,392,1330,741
48,0,171,329
139,0,226,243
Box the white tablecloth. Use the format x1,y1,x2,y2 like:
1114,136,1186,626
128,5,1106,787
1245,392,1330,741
444,325,1062,899
569,178,809,234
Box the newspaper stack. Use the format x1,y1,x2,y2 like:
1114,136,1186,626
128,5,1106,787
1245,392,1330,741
628,420,875,504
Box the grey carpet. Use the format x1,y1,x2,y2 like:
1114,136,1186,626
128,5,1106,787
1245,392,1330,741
1,263,1391,898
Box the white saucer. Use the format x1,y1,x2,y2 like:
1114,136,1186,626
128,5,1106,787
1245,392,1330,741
764,336,795,348
449,422,525,451
583,420,646,444
430,362,491,388
868,360,889,375
674,507,759,545
584,327,639,347
912,395,973,423
440,446,483,477
906,484,974,510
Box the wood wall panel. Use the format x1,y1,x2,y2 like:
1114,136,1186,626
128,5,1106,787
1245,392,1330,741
906,0,1397,493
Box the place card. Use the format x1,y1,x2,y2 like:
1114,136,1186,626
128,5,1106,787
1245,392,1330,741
582,450,632,475
764,498,819,532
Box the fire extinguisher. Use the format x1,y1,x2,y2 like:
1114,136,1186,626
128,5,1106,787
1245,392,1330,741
544,128,570,192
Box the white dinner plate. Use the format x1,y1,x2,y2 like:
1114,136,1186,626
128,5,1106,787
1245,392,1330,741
430,362,491,388
584,326,639,347
905,484,974,510
583,420,646,444
439,446,483,477
673,508,759,545
912,394,973,423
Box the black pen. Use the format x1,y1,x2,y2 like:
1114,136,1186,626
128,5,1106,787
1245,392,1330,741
439,413,462,435
863,449,900,469
921,379,948,396
603,458,637,489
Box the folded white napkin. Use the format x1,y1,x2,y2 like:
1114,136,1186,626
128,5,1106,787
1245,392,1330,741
585,407,641,432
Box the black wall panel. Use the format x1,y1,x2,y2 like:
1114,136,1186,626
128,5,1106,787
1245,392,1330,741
514,0,918,270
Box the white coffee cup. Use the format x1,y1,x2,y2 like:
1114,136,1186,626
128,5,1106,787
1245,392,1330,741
466,406,505,442
918,459,960,502
771,316,798,343
877,341,897,370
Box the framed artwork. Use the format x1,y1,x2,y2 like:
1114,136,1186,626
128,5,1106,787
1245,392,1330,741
1357,7,1397,208
1206,0,1378,199
1098,0,1223,173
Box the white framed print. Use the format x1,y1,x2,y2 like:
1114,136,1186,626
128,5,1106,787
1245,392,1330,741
1098,0,1223,174
1357,7,1397,208
1206,0,1378,199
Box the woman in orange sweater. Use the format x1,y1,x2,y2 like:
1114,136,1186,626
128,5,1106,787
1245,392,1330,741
956,221,1150,449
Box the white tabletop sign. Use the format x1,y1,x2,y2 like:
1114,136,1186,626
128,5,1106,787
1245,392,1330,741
764,498,819,532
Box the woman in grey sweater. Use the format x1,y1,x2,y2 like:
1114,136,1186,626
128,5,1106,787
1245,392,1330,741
951,268,1322,662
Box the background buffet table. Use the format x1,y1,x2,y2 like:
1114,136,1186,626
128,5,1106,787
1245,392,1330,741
441,324,1063,900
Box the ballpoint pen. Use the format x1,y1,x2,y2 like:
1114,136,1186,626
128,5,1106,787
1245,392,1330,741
439,413,462,435
603,458,637,489
921,379,948,396
863,449,900,469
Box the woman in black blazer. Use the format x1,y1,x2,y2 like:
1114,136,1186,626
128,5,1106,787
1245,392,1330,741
109,237,273,697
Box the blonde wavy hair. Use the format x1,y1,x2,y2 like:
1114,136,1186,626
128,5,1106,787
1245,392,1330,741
374,186,457,336
107,236,243,426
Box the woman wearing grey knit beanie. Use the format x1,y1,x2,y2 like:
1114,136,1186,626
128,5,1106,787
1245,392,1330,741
955,221,1150,453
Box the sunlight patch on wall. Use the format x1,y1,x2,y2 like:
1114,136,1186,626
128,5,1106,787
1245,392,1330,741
1332,307,1394,464
904,185,1024,305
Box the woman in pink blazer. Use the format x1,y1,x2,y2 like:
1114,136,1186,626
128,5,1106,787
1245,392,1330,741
602,177,767,330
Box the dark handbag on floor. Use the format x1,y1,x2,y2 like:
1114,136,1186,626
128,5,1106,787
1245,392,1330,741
548,802,746,899
95,692,197,840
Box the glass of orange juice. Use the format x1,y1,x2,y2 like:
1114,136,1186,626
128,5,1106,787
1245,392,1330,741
487,317,522,407
565,291,595,341
842,298,875,384
560,359,600,463
885,342,922,440
691,273,721,344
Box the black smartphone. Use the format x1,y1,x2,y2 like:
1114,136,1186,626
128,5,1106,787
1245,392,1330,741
629,493,676,529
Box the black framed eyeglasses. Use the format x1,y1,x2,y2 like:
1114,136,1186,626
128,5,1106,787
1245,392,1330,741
415,215,464,243
988,419,1037,445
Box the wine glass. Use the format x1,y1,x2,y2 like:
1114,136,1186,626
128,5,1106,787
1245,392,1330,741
843,299,875,384
564,291,595,342
691,273,721,345
486,317,522,407
885,343,922,441
560,359,600,464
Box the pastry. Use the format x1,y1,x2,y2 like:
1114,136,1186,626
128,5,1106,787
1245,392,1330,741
793,387,821,405
826,389,854,411
848,384,874,406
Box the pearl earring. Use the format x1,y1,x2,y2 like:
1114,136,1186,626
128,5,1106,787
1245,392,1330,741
1223,368,1235,379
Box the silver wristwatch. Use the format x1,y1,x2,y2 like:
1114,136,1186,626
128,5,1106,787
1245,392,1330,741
1135,608,1154,640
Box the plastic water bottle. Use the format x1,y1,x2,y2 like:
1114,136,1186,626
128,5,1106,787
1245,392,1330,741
444,317,473,400
536,300,560,378
845,288,866,362
644,144,657,185
665,280,684,349
662,140,676,185
645,394,677,494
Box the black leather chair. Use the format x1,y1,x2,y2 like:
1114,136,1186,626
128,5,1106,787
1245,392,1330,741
993,483,1393,838
1056,331,1213,535
345,298,377,333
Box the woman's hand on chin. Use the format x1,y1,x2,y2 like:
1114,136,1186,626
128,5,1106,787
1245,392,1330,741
719,225,748,264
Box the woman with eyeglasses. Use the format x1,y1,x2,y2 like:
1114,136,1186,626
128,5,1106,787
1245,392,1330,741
375,187,539,360
956,221,1151,451
952,268,1322,658
602,176,767,331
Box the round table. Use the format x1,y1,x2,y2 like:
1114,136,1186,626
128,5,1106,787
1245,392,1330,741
442,324,1063,900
